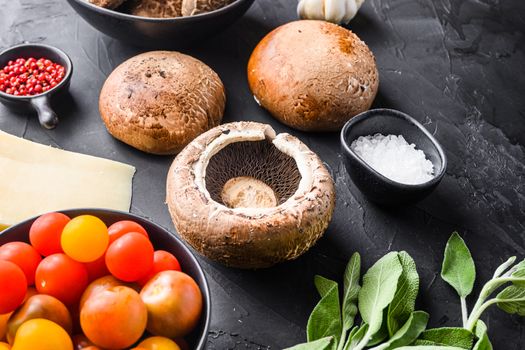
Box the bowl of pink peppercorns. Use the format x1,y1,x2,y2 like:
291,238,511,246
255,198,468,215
0,43,73,129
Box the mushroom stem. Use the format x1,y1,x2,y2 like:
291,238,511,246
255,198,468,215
221,176,278,209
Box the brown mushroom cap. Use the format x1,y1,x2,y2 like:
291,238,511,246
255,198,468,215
181,0,233,16
99,51,225,155
248,20,379,132
166,121,335,268
126,0,183,18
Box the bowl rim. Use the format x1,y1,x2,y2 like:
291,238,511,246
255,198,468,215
340,108,448,189
0,43,73,101
0,207,211,350
68,0,251,22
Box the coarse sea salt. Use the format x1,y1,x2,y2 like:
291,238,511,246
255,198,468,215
350,134,434,185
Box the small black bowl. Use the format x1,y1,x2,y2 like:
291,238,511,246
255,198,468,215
66,0,255,48
0,44,73,129
340,109,447,205
0,208,211,350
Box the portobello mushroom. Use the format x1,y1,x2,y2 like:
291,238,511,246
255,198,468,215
166,121,335,269
248,20,379,132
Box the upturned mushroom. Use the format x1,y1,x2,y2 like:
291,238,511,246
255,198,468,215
181,0,233,16
126,0,183,18
166,121,335,268
99,51,225,155
248,20,379,132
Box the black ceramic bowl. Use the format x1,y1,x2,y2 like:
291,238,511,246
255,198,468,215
0,208,211,350
340,109,447,205
66,0,255,48
0,44,73,129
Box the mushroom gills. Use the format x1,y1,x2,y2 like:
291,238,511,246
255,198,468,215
221,176,278,209
205,140,301,207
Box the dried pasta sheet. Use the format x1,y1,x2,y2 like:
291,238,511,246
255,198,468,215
0,130,135,229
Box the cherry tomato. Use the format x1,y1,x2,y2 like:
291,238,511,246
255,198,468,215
61,216,109,263
79,275,123,309
0,261,27,314
138,250,181,286
0,242,42,285
6,294,72,344
138,336,181,350
29,213,70,256
35,254,88,305
105,232,153,282
141,271,202,338
11,318,73,350
107,220,148,244
83,255,109,282
80,286,146,349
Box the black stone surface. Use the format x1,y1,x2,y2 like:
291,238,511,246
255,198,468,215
1,0,524,348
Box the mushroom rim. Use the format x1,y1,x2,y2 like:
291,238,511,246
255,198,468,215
192,123,317,215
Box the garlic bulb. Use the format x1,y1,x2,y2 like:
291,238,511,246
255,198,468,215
297,0,365,25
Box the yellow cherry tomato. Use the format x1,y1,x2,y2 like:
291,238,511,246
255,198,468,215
12,319,73,350
0,342,10,350
138,336,181,350
61,215,109,263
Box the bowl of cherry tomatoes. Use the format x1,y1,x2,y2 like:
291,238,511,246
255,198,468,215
0,208,210,350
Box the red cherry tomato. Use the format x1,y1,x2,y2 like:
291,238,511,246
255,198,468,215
29,212,70,256
0,260,27,314
0,242,41,285
35,254,88,305
107,221,148,244
84,255,109,282
105,232,154,282
138,250,181,286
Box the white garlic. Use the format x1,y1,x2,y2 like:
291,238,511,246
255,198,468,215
297,0,365,25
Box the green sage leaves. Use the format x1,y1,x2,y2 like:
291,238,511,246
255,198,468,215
307,276,342,344
496,284,525,316
358,252,403,337
472,321,492,350
387,252,419,336
288,232,525,350
342,253,361,334
441,232,476,298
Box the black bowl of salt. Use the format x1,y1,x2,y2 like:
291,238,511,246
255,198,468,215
340,108,447,205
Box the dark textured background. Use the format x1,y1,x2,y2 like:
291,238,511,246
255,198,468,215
1,0,524,348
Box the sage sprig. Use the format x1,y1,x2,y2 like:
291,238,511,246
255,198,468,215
285,232,525,350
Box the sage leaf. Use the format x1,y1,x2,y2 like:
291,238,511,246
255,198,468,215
414,327,474,349
513,258,525,272
307,276,342,344
358,252,403,336
315,275,338,297
285,336,334,350
343,324,368,350
492,256,516,278
388,251,419,336
367,309,389,346
395,347,465,350
381,311,429,350
441,232,476,298
511,268,525,287
473,320,492,350
342,253,361,333
496,284,525,316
